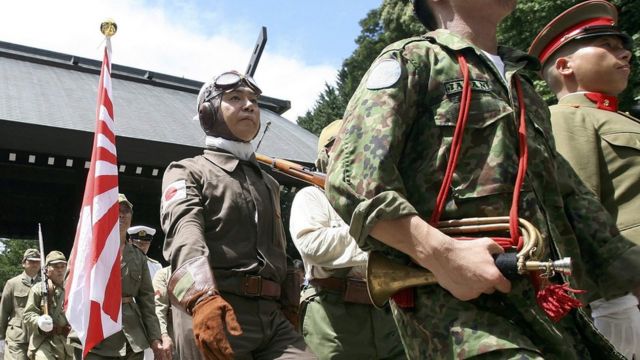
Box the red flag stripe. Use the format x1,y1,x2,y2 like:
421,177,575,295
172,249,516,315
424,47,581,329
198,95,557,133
65,38,122,358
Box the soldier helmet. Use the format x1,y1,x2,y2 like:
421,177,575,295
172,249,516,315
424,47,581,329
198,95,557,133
316,119,343,172
45,251,67,266
23,248,41,262
118,193,133,209
529,0,632,67
196,70,262,140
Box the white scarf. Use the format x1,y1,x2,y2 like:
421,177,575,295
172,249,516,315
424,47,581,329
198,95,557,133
205,136,254,161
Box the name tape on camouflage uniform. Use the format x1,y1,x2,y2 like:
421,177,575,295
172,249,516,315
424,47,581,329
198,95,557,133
444,79,492,96
366,58,402,90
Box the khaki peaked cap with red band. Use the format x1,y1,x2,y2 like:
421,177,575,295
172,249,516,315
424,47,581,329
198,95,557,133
529,0,632,66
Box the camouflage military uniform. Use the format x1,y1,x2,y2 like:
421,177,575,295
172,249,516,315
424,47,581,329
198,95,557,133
0,272,40,360
86,244,161,359
22,282,73,360
325,29,640,359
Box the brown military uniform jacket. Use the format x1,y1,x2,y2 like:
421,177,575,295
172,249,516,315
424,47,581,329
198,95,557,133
0,272,40,358
161,149,289,359
161,149,287,285
88,244,161,357
551,93,640,245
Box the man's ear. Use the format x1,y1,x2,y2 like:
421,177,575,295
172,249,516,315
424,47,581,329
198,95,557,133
555,56,573,76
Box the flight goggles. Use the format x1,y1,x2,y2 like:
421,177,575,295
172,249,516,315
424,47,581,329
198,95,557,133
202,71,262,103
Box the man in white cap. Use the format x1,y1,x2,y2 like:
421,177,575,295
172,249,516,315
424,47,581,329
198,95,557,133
530,1,640,357
0,249,41,360
128,225,163,280
127,225,165,360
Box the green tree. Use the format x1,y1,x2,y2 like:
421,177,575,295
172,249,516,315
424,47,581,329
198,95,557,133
500,0,640,108
296,84,346,135
297,0,422,134
299,0,639,130
0,238,39,289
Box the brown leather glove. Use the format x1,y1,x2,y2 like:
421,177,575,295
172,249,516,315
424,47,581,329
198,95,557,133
192,295,243,360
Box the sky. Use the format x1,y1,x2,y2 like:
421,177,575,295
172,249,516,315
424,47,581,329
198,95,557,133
0,0,382,121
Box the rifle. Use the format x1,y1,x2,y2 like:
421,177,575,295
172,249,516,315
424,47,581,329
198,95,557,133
37,223,48,315
255,153,325,188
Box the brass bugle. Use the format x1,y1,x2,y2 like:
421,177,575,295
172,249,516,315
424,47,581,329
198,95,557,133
366,216,572,308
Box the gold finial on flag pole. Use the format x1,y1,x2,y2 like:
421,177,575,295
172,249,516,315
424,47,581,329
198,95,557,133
100,19,117,37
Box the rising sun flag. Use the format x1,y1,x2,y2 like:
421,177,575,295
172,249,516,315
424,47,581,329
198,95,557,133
64,20,122,357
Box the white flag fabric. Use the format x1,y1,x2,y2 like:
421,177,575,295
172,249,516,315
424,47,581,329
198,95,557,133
64,38,122,357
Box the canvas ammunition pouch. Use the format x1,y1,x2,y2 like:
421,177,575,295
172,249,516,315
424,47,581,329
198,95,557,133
310,277,372,305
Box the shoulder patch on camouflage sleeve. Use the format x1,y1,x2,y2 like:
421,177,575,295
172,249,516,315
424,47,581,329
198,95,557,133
366,58,401,90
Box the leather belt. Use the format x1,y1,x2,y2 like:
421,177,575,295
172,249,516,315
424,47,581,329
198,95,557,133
310,277,373,305
122,296,134,304
217,275,281,299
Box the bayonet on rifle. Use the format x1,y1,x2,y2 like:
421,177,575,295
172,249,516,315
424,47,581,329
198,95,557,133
37,224,49,315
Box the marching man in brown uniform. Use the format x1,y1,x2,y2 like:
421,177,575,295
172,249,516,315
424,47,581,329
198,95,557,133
22,251,73,360
0,249,41,360
161,70,315,359
530,1,640,357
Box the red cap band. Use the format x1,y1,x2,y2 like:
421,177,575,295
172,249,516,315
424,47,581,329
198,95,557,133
539,17,614,64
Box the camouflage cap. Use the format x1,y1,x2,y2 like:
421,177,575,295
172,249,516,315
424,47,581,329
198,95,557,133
529,0,632,67
118,193,133,209
23,248,41,262
317,119,343,153
45,251,67,266
127,225,156,241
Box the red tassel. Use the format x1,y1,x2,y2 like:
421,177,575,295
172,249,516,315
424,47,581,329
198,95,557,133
391,288,415,308
535,283,585,322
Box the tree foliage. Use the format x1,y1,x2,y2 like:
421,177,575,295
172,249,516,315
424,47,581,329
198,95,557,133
296,0,423,135
297,0,639,131
500,0,640,108
0,238,38,289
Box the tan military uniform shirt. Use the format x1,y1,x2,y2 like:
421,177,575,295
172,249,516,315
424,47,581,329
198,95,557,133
0,272,40,359
551,93,640,245
88,244,161,357
22,282,73,359
151,267,172,338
